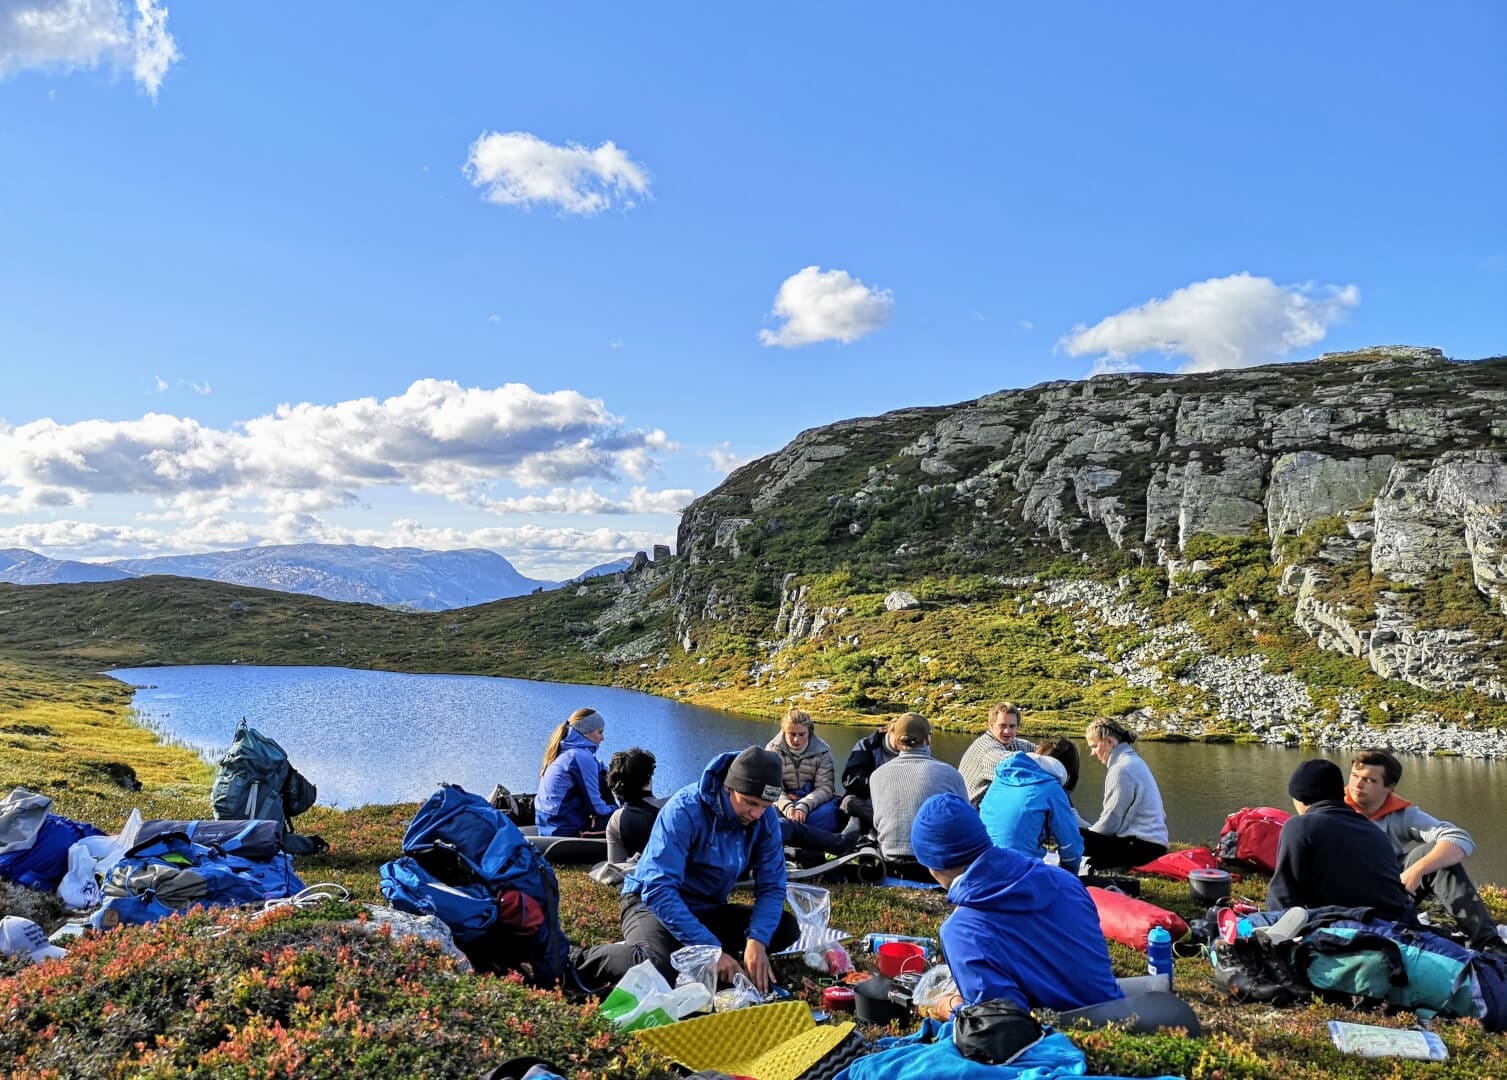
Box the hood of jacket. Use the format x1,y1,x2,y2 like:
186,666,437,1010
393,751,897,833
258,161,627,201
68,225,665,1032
993,752,1062,790
561,726,602,757
697,750,748,828
947,844,1055,915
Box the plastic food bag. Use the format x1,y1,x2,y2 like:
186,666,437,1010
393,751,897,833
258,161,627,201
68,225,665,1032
671,943,724,1001
713,973,764,1012
911,963,958,1014
787,884,832,950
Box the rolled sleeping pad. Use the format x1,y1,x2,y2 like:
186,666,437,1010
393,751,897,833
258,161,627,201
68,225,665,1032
1057,990,1202,1037
526,833,610,864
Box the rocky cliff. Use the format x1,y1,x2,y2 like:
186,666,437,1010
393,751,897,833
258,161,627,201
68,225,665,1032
665,347,1507,739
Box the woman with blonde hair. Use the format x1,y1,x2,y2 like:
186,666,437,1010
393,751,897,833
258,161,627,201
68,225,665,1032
765,708,840,832
535,707,617,837
1079,718,1168,869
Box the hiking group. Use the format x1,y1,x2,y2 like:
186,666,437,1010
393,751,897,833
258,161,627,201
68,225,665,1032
501,702,1506,1020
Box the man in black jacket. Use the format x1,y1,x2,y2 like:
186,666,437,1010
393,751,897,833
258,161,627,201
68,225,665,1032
839,718,904,832
1266,759,1418,925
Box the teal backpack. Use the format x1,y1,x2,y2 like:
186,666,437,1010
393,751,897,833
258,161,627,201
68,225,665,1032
210,720,325,854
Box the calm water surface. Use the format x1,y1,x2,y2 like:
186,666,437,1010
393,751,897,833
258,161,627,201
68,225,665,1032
109,664,1507,884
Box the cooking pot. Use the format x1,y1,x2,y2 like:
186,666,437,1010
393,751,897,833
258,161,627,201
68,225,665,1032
854,976,910,1025
1189,868,1233,904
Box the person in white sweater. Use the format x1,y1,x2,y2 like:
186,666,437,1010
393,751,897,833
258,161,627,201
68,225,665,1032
1078,718,1168,869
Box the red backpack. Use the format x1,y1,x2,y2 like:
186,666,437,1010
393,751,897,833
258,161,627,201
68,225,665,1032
1218,807,1291,873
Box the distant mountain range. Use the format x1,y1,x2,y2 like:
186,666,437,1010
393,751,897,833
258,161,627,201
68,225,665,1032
0,543,611,611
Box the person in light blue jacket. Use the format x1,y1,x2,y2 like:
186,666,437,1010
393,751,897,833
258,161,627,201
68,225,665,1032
534,708,616,837
620,747,797,992
978,744,1084,873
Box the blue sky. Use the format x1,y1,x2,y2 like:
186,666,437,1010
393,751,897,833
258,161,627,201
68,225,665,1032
2,2,1504,577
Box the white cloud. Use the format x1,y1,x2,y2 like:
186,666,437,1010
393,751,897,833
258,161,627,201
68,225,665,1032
487,313,501,324
153,374,168,392
0,0,179,99
464,131,649,216
759,266,894,348
188,380,211,396
0,515,672,579
0,379,675,517
1020,319,1034,332
705,442,752,475
1060,272,1360,373
483,485,692,516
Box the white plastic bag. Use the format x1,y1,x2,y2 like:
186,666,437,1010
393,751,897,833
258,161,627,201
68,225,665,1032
56,842,101,909
600,958,712,1031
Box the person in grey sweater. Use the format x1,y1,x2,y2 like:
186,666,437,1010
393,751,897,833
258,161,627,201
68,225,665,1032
870,712,968,862
1346,748,1504,951
957,701,1036,805
1078,718,1168,869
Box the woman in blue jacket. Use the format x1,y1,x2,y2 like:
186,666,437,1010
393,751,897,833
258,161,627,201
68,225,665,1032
978,741,1084,873
534,708,616,837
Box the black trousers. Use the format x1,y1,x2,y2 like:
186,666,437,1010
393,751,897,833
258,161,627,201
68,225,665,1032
620,893,800,982
1080,828,1167,870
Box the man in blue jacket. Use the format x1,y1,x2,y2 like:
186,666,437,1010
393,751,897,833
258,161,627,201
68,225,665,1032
911,793,1122,1015
620,747,798,993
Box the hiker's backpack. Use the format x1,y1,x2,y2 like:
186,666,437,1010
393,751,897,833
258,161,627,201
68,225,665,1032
210,720,325,854
1218,806,1290,873
98,831,304,926
380,784,577,989
0,813,103,892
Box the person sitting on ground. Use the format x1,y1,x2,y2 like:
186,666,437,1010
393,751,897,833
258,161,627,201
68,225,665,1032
605,747,665,863
958,702,1036,805
978,737,1084,873
870,713,968,872
618,747,798,992
1078,718,1168,869
1345,748,1502,950
911,792,1123,1017
838,716,906,832
534,708,617,837
766,708,841,832
1267,758,1417,924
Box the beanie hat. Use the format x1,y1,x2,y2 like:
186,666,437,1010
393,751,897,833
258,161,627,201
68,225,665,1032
911,792,992,870
890,712,931,749
568,710,605,735
725,747,785,803
1287,759,1344,804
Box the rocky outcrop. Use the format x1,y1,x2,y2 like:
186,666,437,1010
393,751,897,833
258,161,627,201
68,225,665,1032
672,346,1507,707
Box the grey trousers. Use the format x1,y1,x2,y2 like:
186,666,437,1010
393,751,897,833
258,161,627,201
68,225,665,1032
1406,842,1501,950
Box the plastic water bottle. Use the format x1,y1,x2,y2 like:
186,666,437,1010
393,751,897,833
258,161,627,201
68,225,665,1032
1147,926,1173,985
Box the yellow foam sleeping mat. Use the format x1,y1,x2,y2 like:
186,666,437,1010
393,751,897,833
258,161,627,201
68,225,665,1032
633,1001,855,1080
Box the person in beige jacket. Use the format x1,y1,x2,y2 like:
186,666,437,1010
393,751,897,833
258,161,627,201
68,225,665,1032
765,708,840,832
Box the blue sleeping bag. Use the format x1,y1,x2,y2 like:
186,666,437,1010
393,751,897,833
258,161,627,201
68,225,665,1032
0,813,103,892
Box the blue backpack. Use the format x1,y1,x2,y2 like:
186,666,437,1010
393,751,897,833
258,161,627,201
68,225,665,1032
380,785,577,989
101,832,304,919
0,813,103,892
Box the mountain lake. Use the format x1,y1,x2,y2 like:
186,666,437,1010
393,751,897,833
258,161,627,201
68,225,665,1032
108,663,1507,885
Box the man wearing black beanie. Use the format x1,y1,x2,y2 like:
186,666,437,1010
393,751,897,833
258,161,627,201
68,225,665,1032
618,747,798,993
1266,758,1417,923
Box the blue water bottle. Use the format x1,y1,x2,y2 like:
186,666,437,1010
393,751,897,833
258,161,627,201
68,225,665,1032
1147,926,1173,983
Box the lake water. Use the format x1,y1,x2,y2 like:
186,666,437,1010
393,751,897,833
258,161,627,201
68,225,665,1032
109,664,1507,884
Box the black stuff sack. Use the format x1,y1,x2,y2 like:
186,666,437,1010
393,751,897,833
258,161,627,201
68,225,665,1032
952,999,1045,1065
